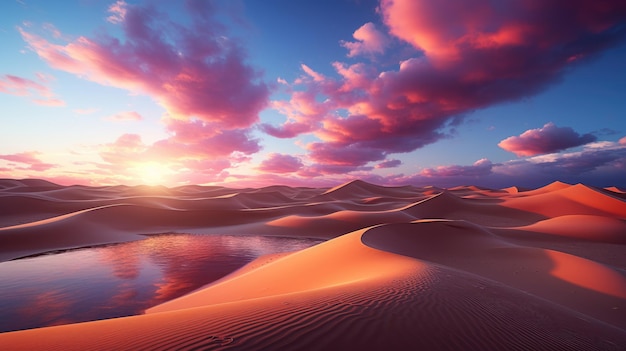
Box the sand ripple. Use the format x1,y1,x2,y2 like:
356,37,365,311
0,179,625,349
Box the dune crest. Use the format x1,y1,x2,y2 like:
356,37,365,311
0,179,625,349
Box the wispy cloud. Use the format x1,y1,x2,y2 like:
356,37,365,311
104,111,143,122
0,74,65,106
0,151,56,172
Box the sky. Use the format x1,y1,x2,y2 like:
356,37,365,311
1,0,626,189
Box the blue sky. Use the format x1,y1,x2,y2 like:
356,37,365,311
1,0,625,188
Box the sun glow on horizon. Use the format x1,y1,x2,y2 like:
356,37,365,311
132,162,173,186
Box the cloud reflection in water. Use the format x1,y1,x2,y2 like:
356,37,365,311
0,234,322,332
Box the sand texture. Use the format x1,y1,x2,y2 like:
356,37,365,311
0,179,625,350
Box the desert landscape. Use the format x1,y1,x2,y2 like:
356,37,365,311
0,178,624,350
2,0,626,349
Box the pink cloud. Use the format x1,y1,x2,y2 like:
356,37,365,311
332,62,378,92
42,23,62,39
107,0,127,24
95,120,261,184
105,111,143,122
260,121,312,139
156,118,261,158
341,22,389,57
257,153,303,173
498,122,597,156
300,64,326,83
0,74,46,96
0,74,64,106
99,134,147,165
19,0,269,129
619,136,626,145
380,0,626,62
15,1,272,185
33,98,65,106
307,142,385,168
266,0,626,173
260,85,330,139
0,151,56,172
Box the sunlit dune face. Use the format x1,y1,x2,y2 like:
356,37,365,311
132,162,172,186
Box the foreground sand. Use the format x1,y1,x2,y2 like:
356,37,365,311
0,179,625,350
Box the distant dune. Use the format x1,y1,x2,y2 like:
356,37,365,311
0,179,625,350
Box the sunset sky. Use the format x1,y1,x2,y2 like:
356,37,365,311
1,0,626,188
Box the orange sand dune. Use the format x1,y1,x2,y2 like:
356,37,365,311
502,182,626,218
507,214,626,243
0,178,625,350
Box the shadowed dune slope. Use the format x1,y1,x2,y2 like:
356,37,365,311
361,220,626,329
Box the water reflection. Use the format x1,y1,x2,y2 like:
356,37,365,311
0,234,322,333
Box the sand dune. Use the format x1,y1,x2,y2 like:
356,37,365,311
0,178,625,350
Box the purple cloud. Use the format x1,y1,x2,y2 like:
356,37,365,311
498,122,597,156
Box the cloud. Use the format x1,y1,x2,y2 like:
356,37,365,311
341,22,389,57
156,118,261,158
492,141,626,186
260,121,312,139
418,158,493,178
380,0,626,62
307,141,386,168
498,122,597,156
106,0,127,24
95,119,261,184
0,151,56,171
266,0,626,173
387,141,626,188
98,133,147,165
104,111,143,122
375,159,402,169
16,1,273,185
32,98,65,106
260,80,335,139
19,0,269,129
257,153,303,173
0,74,65,106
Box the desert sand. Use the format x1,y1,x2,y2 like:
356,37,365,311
0,178,625,350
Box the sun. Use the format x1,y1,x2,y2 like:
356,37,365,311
133,162,172,186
